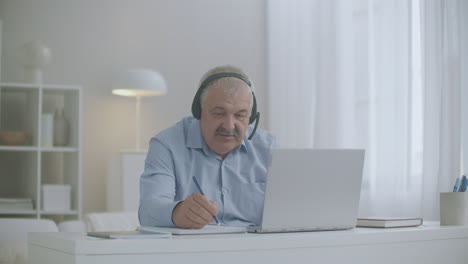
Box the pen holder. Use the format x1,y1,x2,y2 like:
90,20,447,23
440,192,468,226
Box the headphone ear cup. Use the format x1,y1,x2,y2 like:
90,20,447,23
249,92,258,124
191,87,203,119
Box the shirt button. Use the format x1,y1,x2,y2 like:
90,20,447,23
222,188,228,194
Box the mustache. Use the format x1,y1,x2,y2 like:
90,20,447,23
215,128,238,137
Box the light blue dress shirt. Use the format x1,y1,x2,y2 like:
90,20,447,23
139,116,275,227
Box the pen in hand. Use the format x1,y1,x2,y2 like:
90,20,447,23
192,176,220,224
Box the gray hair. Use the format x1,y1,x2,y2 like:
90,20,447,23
199,65,254,108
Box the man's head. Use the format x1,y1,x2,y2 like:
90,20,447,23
193,65,255,158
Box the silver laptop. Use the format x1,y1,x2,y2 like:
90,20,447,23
248,148,365,233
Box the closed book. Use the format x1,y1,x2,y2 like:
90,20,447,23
357,217,423,228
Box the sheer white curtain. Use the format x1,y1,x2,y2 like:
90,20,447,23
267,0,464,220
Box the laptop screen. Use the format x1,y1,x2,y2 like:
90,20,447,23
259,149,365,231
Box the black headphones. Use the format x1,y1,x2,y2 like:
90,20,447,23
191,72,260,140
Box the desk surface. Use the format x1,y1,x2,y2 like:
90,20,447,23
29,222,468,255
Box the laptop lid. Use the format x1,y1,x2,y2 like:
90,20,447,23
255,148,365,232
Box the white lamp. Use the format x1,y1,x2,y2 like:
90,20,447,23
112,68,167,151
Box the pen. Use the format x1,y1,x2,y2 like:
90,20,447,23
458,175,468,192
192,176,220,224
453,176,461,192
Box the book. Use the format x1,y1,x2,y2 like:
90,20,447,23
87,230,172,239
0,198,34,210
356,217,423,228
137,225,247,235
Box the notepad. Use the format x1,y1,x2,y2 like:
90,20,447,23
87,230,172,239
137,225,247,235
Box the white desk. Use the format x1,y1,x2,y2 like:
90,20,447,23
29,223,468,264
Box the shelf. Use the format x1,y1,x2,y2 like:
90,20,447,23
0,146,78,152
0,209,37,215
1,82,81,90
40,147,79,152
0,209,78,215
0,146,38,151
39,210,78,215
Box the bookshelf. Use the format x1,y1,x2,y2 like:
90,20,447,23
0,82,82,220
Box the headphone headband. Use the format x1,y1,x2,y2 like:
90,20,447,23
198,72,252,90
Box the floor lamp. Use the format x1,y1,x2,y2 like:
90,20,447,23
112,68,167,151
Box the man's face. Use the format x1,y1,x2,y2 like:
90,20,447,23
199,80,252,158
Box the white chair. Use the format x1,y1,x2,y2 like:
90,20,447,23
0,218,58,264
57,220,87,232
84,211,139,231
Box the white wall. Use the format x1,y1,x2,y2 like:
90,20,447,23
0,0,267,214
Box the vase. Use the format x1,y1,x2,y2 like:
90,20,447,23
53,108,69,146
17,40,52,84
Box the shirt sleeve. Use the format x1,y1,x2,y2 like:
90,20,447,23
138,137,182,227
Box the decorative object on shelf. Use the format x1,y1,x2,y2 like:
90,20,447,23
112,68,167,151
41,112,54,147
17,40,52,84
0,131,28,146
53,108,69,146
42,184,71,211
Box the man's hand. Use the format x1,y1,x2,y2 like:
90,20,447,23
172,193,218,229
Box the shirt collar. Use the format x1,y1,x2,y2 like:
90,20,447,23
186,118,248,153
186,119,204,149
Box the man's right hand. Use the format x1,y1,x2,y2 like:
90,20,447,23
172,193,218,229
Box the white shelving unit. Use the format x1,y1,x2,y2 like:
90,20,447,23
0,82,82,220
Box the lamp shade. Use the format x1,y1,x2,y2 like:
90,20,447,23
112,68,167,97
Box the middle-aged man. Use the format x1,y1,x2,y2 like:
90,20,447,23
139,65,276,229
